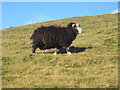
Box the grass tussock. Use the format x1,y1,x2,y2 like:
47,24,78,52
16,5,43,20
2,14,118,88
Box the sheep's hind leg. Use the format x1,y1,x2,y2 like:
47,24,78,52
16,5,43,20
66,47,71,55
32,47,37,54
54,49,59,55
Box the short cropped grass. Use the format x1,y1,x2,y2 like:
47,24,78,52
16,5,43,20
1,13,118,88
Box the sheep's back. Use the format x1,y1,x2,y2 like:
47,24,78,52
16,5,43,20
31,26,73,48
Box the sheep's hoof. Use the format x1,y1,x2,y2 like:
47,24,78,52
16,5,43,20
67,52,71,55
41,50,45,53
54,53,57,55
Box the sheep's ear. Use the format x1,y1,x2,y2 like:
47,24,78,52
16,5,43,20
72,24,76,28
68,22,75,28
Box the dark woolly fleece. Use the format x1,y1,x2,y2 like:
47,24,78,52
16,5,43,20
30,22,79,53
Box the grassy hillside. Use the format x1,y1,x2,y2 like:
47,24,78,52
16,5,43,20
2,14,118,88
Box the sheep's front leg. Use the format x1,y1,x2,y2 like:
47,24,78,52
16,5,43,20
66,47,71,55
54,49,59,55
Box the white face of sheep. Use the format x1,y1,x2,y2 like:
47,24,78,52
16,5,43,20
72,23,82,34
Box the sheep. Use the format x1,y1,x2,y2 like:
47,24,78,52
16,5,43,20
30,22,82,55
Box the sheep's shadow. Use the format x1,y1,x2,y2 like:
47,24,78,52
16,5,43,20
70,46,93,53
57,46,93,54
36,46,93,54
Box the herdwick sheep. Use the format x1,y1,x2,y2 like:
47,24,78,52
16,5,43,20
30,22,82,55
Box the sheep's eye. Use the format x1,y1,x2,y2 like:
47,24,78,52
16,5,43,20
74,25,76,27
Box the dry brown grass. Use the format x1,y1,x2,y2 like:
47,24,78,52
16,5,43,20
2,14,118,88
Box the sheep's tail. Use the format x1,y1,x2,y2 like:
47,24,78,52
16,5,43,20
30,39,34,47
30,35,34,47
